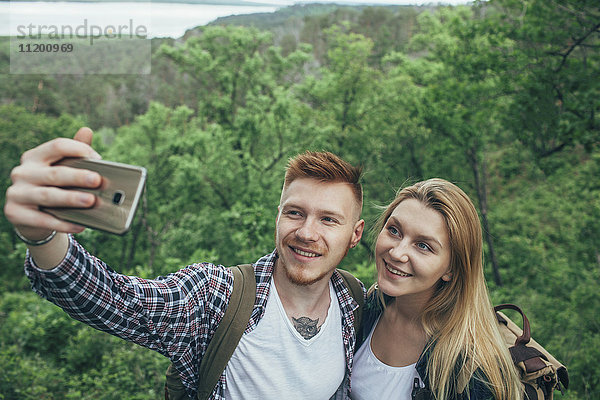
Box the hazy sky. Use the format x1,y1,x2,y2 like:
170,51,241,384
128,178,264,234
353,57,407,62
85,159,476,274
279,0,472,5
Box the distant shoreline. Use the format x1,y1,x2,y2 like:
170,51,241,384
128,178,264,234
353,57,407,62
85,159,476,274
0,1,286,38
0,0,280,5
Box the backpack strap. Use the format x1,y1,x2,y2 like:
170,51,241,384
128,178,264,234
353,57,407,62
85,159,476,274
164,264,256,400
336,268,364,348
494,303,531,346
196,264,256,400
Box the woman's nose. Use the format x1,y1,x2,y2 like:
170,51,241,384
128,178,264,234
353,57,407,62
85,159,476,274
389,242,409,263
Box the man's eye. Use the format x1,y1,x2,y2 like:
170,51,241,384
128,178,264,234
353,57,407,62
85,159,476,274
322,217,336,223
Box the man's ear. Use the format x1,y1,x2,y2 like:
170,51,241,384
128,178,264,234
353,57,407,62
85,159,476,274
350,219,365,248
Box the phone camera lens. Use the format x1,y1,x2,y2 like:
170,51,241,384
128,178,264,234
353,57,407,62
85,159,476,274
112,191,125,205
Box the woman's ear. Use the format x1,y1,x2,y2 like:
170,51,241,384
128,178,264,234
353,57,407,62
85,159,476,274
441,271,453,282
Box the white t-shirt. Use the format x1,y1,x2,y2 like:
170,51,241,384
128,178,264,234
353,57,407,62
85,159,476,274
350,317,424,400
224,280,345,399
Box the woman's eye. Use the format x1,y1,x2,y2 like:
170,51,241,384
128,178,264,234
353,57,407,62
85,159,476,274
417,242,432,252
387,226,399,236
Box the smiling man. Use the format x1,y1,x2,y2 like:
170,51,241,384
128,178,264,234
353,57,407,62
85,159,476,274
4,128,365,400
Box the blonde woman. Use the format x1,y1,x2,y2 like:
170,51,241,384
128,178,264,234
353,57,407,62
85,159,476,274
351,179,522,400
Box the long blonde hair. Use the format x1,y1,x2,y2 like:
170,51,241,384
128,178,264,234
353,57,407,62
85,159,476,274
374,178,522,400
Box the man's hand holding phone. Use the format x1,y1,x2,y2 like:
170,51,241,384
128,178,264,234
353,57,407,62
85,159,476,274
5,128,103,238
4,127,145,268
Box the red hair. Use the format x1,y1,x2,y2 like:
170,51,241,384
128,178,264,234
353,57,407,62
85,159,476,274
284,151,363,210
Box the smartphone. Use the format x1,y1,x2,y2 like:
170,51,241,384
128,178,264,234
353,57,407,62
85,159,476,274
41,158,147,235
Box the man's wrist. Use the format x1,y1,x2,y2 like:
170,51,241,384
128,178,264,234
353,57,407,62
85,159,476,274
15,227,57,246
28,232,71,270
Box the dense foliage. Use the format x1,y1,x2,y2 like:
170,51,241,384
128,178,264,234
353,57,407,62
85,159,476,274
1,1,598,399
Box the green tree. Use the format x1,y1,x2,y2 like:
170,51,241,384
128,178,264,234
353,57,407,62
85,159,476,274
486,0,600,165
403,6,518,285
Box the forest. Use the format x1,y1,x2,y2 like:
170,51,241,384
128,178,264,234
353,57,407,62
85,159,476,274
0,0,598,398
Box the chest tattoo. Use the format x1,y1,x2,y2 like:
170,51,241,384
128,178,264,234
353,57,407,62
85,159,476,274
292,316,321,340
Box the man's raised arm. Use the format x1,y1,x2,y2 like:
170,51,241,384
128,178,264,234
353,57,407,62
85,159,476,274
4,127,103,269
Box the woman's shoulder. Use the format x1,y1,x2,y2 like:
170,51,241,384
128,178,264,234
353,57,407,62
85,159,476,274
466,368,495,400
416,344,495,400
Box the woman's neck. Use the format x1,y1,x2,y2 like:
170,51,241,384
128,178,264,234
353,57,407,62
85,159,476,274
388,293,429,321
369,296,430,367
385,297,427,337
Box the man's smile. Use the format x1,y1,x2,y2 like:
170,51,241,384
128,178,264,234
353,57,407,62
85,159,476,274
290,246,322,258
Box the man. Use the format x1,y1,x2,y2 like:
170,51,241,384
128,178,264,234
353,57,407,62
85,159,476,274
4,128,365,399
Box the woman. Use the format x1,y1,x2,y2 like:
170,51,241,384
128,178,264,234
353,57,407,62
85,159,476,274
351,179,522,400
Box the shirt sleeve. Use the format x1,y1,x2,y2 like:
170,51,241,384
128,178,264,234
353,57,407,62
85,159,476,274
24,235,233,362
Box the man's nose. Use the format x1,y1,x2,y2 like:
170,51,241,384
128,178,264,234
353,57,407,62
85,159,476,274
295,219,319,242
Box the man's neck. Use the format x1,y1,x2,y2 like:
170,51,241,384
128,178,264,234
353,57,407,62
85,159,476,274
272,263,333,325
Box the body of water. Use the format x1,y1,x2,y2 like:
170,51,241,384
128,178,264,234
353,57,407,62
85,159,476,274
1,2,282,38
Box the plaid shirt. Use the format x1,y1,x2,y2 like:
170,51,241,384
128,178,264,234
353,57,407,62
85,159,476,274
25,235,361,399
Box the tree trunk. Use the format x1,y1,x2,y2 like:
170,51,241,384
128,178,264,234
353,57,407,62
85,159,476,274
123,219,142,271
468,148,502,286
141,191,157,270
405,138,424,180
